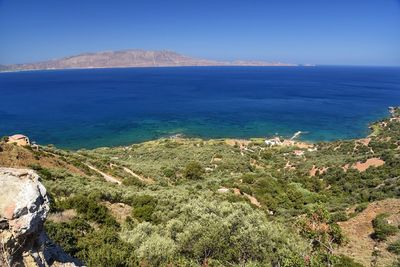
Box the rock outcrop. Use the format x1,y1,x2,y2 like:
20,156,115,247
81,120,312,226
0,168,81,267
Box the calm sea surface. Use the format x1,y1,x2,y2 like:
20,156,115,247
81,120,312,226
0,66,399,149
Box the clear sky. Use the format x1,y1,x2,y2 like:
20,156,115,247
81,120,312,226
0,0,399,66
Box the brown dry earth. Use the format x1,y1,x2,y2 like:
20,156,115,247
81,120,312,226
102,201,132,223
0,143,85,175
310,158,385,176
352,158,385,172
336,199,400,267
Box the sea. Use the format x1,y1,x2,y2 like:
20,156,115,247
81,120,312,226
0,66,399,149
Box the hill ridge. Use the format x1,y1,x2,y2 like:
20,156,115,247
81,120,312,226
1,49,297,72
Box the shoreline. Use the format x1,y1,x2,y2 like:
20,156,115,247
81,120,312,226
0,64,304,74
3,116,383,151
35,131,357,151
29,107,397,151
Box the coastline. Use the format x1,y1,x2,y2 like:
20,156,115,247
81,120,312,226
31,107,397,151
0,64,304,74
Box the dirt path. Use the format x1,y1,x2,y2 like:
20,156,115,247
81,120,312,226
243,192,262,207
230,187,262,207
122,167,154,183
86,164,122,185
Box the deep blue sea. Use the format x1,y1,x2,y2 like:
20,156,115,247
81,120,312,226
0,66,399,149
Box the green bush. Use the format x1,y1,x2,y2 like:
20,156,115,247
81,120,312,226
121,199,309,266
162,167,176,179
62,195,118,227
355,203,368,213
330,211,349,223
130,195,157,222
122,176,145,187
183,161,204,180
372,213,398,241
388,239,400,255
241,173,256,184
76,227,136,266
333,255,364,267
45,218,91,256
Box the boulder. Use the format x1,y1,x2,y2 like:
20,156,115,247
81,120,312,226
0,167,82,267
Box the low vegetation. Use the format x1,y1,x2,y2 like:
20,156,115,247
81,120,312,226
372,213,399,241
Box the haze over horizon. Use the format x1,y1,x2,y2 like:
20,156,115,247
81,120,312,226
0,0,399,66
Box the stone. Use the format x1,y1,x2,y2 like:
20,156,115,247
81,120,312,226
217,187,230,193
0,167,83,266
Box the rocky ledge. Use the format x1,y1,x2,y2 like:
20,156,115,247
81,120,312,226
0,168,81,267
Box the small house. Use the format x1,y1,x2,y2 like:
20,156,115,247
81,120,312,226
7,134,30,146
265,137,282,146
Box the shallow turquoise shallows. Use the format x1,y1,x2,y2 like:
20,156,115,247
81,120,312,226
0,66,399,149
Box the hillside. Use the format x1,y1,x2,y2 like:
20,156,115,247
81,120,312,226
1,50,296,72
1,107,400,266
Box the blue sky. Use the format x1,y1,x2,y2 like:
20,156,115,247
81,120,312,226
0,0,399,65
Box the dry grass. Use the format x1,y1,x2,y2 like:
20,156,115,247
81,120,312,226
47,209,77,223
102,201,132,223
0,143,85,176
336,199,400,267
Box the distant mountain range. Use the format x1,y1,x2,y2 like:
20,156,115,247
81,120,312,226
0,50,297,72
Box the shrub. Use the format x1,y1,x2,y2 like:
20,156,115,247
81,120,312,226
333,255,364,267
299,205,346,266
76,227,136,266
371,213,398,241
241,173,256,184
136,233,176,266
131,195,157,222
45,218,91,256
29,165,52,180
355,202,368,213
388,239,400,255
63,195,118,227
183,161,204,180
162,167,176,178
122,176,145,186
330,211,348,223
121,199,309,266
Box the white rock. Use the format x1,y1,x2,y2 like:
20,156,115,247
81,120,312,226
0,167,82,266
217,187,230,193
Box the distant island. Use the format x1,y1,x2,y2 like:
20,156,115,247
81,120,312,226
0,49,298,72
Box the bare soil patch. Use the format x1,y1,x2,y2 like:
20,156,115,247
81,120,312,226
0,143,85,176
309,165,328,177
353,158,385,172
102,201,132,223
336,199,400,267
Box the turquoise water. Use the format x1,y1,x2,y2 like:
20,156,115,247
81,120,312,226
0,66,399,149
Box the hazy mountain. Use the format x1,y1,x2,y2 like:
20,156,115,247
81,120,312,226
1,49,296,71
